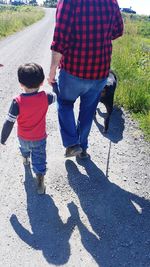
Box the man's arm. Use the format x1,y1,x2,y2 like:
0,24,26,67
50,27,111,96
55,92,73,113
1,99,19,144
48,0,75,84
112,3,124,40
48,51,62,85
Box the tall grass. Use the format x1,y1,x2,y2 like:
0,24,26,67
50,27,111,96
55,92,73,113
112,14,150,141
0,5,44,39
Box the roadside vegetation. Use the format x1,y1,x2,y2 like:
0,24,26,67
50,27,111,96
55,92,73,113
0,5,44,39
112,14,150,141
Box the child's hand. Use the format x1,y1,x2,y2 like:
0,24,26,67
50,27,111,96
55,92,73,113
0,142,6,145
0,143,6,160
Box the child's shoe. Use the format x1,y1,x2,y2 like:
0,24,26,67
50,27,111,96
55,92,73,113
22,156,30,165
36,174,46,194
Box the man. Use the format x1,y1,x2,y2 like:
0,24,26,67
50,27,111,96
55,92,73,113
48,0,123,158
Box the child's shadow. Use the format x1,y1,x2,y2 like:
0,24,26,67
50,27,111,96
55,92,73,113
66,158,150,267
94,106,125,143
10,166,75,265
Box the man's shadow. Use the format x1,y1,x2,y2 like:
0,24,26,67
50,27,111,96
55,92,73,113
94,106,125,143
66,159,150,267
10,166,75,265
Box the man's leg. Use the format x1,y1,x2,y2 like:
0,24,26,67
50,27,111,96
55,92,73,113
57,97,79,148
78,79,107,150
57,70,84,156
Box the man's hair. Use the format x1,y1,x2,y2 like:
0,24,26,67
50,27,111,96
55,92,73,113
18,63,45,89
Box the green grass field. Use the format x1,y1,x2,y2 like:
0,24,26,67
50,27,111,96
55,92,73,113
112,14,150,141
0,5,44,38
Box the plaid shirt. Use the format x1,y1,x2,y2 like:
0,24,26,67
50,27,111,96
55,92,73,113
51,0,123,79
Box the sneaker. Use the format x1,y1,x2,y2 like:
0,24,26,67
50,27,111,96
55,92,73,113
36,174,46,195
65,145,82,158
22,156,30,165
77,149,90,159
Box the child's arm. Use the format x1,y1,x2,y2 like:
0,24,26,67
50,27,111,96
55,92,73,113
1,121,15,144
0,99,19,145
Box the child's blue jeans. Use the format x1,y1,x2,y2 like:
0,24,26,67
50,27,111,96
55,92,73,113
18,137,47,175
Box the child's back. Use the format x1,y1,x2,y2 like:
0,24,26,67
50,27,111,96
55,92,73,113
1,63,56,194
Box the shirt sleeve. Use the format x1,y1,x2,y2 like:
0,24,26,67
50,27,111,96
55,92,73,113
47,93,57,105
7,99,19,123
51,0,75,54
1,120,14,144
1,100,19,144
112,3,124,40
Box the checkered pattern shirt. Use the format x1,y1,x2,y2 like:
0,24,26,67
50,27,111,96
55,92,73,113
51,0,123,79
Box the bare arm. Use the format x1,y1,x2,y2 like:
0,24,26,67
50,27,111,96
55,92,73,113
48,51,62,85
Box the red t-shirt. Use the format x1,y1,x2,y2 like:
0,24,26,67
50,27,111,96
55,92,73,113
15,91,49,141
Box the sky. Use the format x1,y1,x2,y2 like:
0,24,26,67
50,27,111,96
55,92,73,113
36,0,150,16
117,0,150,15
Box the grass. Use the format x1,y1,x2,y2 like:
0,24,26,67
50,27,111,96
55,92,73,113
112,14,150,141
0,5,45,39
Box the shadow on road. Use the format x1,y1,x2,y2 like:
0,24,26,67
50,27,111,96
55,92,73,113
94,106,125,143
66,158,150,267
10,166,75,265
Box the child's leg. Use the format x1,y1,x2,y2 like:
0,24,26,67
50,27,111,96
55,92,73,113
31,139,47,176
31,139,47,194
18,138,31,165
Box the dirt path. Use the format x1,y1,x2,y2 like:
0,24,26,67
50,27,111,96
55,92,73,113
0,8,150,267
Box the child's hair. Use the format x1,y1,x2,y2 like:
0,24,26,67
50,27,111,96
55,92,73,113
18,63,45,89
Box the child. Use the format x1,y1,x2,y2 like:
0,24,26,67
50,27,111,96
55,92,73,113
1,63,56,194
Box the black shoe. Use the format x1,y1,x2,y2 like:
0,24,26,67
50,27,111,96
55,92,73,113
65,145,82,158
77,149,90,159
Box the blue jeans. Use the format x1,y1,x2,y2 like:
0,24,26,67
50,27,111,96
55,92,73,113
18,137,47,175
57,69,107,149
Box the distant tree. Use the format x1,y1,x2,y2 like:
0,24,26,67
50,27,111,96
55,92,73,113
43,0,57,8
29,0,38,6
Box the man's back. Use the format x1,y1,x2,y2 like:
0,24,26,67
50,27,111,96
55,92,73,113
51,0,123,79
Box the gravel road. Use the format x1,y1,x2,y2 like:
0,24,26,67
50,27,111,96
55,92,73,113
0,8,150,267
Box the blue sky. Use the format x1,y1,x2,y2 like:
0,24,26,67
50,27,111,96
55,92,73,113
117,0,150,15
